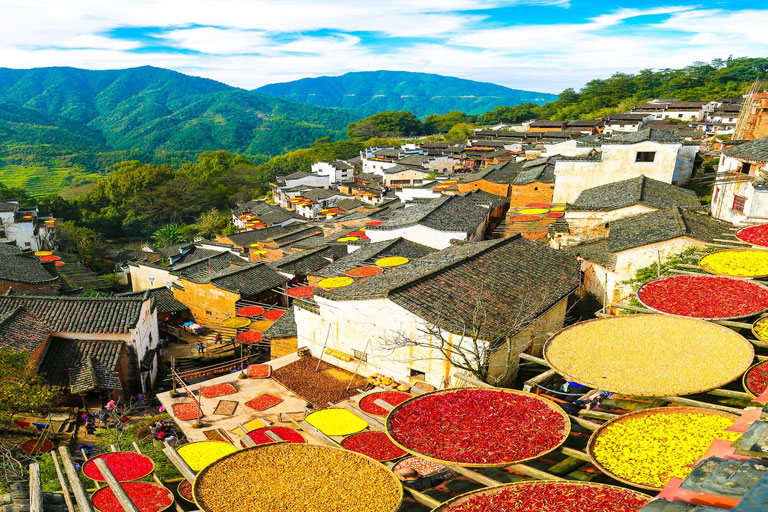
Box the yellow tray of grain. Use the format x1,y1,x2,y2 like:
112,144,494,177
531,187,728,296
543,315,754,397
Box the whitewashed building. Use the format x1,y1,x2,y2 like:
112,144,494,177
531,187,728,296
311,161,354,184
711,137,768,224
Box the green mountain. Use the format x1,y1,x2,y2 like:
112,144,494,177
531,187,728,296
0,66,358,194
255,70,557,117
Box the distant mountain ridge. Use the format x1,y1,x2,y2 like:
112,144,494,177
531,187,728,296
255,70,557,117
0,66,356,156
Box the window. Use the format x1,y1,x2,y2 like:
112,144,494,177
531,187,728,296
409,369,425,379
678,114,683,118
353,350,367,362
732,195,747,213
636,152,656,163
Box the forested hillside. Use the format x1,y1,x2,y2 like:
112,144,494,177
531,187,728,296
255,70,556,117
0,66,357,194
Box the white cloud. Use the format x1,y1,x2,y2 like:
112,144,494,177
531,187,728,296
0,2,767,93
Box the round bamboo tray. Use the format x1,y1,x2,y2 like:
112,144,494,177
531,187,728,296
543,315,755,397
91,482,174,512
176,480,194,504
752,315,768,343
384,387,570,468
636,275,768,321
176,440,238,472
192,443,403,512
82,452,155,482
586,406,739,491
699,248,768,279
742,359,768,399
430,481,653,511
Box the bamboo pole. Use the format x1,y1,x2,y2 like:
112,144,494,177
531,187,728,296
518,353,548,366
93,458,140,512
560,447,591,462
508,464,565,481
264,431,285,443
58,447,95,512
132,442,185,512
161,443,196,483
447,465,502,486
567,415,601,431
49,451,76,512
341,403,386,430
660,396,744,414
29,463,43,512
452,372,494,388
346,340,370,391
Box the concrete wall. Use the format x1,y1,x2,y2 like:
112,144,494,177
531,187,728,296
553,141,686,204
129,264,176,292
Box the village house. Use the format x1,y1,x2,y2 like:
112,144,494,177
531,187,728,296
396,153,460,174
0,246,61,295
294,236,580,388
280,171,330,189
695,102,741,136
294,189,349,219
566,207,729,305
550,176,702,248
251,226,325,260
552,128,698,204
311,160,354,184
528,120,567,132
267,246,338,281
394,181,442,203
711,136,768,224
0,294,159,395
381,165,431,188
454,159,555,206
216,225,299,255
566,119,604,135
0,201,55,251
232,200,306,229
263,306,298,359
365,191,508,250
172,262,287,328
602,114,654,134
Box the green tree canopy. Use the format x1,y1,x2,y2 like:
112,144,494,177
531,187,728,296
347,111,424,139
0,349,59,422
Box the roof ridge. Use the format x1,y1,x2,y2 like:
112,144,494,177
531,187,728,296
0,294,142,303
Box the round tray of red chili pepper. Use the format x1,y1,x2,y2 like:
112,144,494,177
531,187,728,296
83,452,155,482
385,388,569,467
736,223,768,247
431,481,652,512
637,274,768,320
359,391,411,416
92,482,174,512
341,431,407,462
247,426,306,445
743,360,768,398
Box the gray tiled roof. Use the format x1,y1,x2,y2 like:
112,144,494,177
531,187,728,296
0,254,58,284
565,240,617,268
724,137,768,163
368,191,507,235
317,236,580,339
0,243,21,255
606,128,685,145
0,306,51,352
335,198,364,211
462,161,521,184
283,171,311,180
270,226,324,248
570,176,701,211
119,287,187,313
0,201,18,213
316,238,435,277
382,164,430,175
395,154,433,166
268,247,334,276
608,208,729,253
513,157,557,185
0,295,144,334
171,247,222,266
264,307,297,339
172,251,246,278
224,225,295,247
39,338,123,392
301,188,339,201
184,263,287,297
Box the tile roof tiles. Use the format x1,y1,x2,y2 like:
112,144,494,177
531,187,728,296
570,176,701,211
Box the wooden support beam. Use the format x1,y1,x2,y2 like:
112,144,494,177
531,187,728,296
342,404,386,430
448,465,503,487
58,447,95,512
560,447,591,462
94,458,140,512
49,451,75,512
568,415,601,431
523,369,557,393
667,269,704,276
240,435,257,448
660,396,744,414
162,443,196,483
578,409,618,421
264,431,285,443
404,488,442,509
29,463,43,512
713,238,750,245
452,373,494,388
508,464,564,481
518,353,548,366
708,389,751,400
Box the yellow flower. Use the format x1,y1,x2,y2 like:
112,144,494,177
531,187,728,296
700,249,768,278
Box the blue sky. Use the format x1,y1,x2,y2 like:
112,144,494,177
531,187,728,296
2,1,768,93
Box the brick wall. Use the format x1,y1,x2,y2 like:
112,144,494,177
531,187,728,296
0,279,60,296
455,180,510,198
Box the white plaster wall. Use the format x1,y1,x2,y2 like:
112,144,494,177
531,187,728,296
365,224,467,249
613,236,707,281
284,175,330,189
578,259,623,305
553,141,684,203
129,264,177,292
362,159,397,176
544,140,594,157
662,110,703,122
395,188,441,203
5,222,38,250
383,169,430,187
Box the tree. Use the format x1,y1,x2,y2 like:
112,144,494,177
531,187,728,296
152,224,186,248
347,111,423,139
444,123,475,143
54,220,103,259
194,208,230,239
0,349,59,422
384,284,559,387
